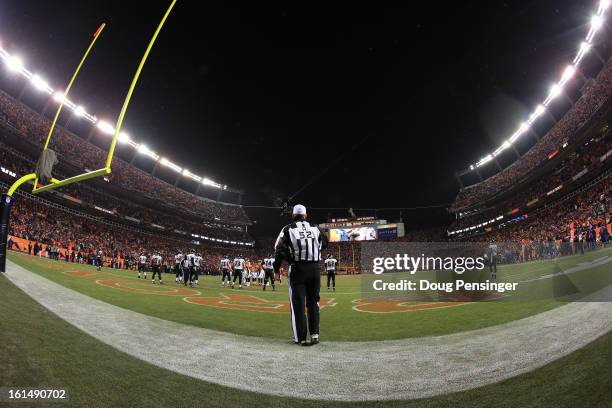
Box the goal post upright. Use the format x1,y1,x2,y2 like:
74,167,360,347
2,0,178,272
33,22,106,192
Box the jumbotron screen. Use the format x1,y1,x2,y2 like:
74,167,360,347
328,226,377,242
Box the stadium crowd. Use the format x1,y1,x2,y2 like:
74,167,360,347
452,57,612,211
0,90,250,224
0,143,250,242
7,193,260,273
450,132,611,231
464,177,611,263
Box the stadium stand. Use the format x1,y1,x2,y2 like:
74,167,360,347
0,143,250,243
452,56,612,211
5,187,261,273
1,56,610,275
0,89,250,225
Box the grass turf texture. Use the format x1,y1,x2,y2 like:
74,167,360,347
1,272,611,408
7,247,612,341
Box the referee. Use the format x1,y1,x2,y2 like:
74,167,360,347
274,204,328,346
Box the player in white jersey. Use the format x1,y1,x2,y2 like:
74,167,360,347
263,255,276,291
220,256,231,286
174,251,184,283
324,254,338,291
193,253,203,285
151,253,163,284
185,252,196,287
96,249,104,271
138,253,147,279
231,256,245,289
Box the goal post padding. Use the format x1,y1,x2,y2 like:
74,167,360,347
0,194,14,272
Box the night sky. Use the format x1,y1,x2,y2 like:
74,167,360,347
0,1,603,236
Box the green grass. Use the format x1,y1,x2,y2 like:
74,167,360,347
0,272,611,408
7,247,612,341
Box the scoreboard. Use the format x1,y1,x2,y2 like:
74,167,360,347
319,217,405,242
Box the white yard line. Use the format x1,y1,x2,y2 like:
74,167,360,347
5,260,612,401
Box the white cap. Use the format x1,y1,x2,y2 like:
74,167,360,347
292,204,307,215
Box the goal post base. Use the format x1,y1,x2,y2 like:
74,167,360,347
0,194,14,273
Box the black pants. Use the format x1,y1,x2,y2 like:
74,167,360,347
221,269,230,282
152,265,162,280
288,262,320,342
189,267,199,282
263,269,275,287
175,264,182,278
326,271,336,288
232,269,242,285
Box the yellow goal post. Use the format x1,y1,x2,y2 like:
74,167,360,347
29,0,177,195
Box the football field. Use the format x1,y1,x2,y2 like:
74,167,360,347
1,248,612,406
6,248,612,341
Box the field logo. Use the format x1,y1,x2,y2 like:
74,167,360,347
352,298,470,313
96,278,201,296
184,293,337,314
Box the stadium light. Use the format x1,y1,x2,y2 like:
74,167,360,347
53,91,67,103
5,55,23,72
118,132,130,144
466,2,607,172
202,177,221,188
160,157,182,172
0,42,235,194
137,144,159,160
97,120,115,135
591,14,604,31
548,83,562,100
559,65,576,86
74,105,86,117
532,104,546,120
183,169,202,182
30,74,50,92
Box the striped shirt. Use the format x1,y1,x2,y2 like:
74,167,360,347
274,221,328,263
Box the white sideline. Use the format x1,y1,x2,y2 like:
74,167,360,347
4,260,612,401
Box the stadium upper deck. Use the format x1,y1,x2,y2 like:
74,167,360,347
0,88,252,227
451,56,612,212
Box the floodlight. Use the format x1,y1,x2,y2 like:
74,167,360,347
53,91,67,103
5,55,23,72
559,65,576,86
74,106,86,117
30,75,49,92
591,15,604,31
548,84,562,100
118,132,130,143
580,42,591,53
533,104,546,118
97,121,115,135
